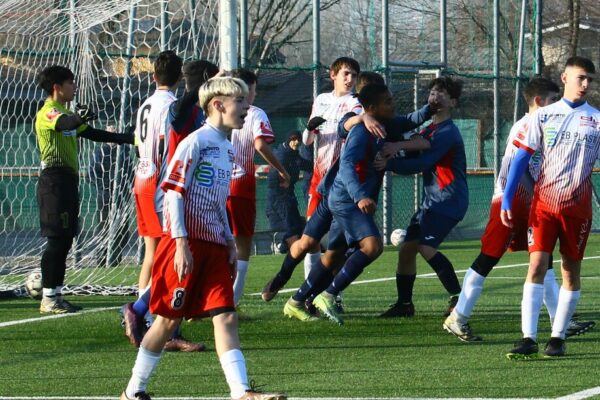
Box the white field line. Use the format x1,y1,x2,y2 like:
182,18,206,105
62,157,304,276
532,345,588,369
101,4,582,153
557,386,600,400
0,306,119,328
249,255,600,296
0,395,596,400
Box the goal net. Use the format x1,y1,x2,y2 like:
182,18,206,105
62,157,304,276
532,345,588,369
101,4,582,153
0,0,219,295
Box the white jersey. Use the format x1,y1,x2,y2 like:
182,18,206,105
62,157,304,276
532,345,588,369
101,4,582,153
513,99,600,217
161,123,234,245
494,114,535,199
133,89,177,212
229,105,275,199
304,92,363,178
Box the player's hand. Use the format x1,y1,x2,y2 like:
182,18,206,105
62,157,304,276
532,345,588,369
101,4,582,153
373,152,388,170
174,238,193,282
226,239,238,278
279,171,291,189
75,103,98,123
363,114,386,138
380,142,403,159
357,197,377,214
307,116,326,132
500,209,513,228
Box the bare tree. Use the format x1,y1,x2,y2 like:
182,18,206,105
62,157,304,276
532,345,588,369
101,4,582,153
567,0,581,57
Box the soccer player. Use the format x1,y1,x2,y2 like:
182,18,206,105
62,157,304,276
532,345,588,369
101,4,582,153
35,65,133,314
378,76,467,319
228,68,291,306
311,83,431,325
122,58,218,351
120,77,286,400
300,57,363,279
443,76,595,342
502,56,600,359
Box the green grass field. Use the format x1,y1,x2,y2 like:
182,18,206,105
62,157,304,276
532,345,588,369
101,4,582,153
1,237,599,399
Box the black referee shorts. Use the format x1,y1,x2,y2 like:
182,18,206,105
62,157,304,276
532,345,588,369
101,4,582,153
37,167,79,237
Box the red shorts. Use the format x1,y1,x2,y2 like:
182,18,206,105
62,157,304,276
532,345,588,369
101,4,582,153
150,237,235,318
306,169,324,218
226,196,256,237
528,206,591,261
134,193,163,238
480,195,530,258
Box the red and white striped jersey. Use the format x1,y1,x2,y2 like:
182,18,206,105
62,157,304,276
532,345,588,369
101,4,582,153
133,89,177,209
161,123,235,245
513,100,600,217
494,114,535,202
305,92,363,178
229,105,275,199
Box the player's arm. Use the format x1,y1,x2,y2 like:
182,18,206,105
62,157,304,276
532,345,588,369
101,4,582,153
255,138,291,188
78,126,134,145
339,112,386,139
500,148,532,228
384,104,432,142
338,128,376,214
382,129,454,175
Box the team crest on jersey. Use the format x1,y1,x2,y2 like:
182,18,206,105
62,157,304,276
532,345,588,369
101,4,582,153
231,163,246,179
543,126,558,147
136,158,157,179
171,288,186,310
62,130,77,137
46,108,61,120
194,161,215,187
580,115,597,128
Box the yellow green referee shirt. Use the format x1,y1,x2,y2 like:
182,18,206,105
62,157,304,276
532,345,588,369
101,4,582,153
34,99,88,173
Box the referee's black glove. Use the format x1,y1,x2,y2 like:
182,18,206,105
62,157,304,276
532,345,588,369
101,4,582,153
307,116,326,132
75,103,98,123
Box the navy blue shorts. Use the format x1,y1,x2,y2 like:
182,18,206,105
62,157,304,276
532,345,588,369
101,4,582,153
303,197,333,243
329,198,380,246
404,208,459,248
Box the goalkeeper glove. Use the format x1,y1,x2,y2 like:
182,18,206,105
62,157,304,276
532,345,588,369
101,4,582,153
306,116,326,132
75,103,98,123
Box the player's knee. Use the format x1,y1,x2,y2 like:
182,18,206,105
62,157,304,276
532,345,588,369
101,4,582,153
360,237,382,259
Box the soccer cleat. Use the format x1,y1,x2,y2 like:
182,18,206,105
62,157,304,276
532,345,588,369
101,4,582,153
163,335,206,352
566,319,595,338
443,314,482,342
443,295,459,317
283,299,319,322
379,302,415,318
506,337,539,360
40,296,71,314
121,303,144,347
120,391,152,400
544,337,566,357
261,277,283,302
312,293,343,325
56,296,82,312
236,390,287,400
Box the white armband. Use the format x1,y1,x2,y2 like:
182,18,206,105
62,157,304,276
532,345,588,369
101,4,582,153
165,190,187,238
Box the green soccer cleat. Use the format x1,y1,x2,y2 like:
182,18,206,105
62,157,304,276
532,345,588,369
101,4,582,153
283,298,319,322
313,293,344,325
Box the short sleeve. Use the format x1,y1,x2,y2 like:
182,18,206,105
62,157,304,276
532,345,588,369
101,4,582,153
252,108,275,143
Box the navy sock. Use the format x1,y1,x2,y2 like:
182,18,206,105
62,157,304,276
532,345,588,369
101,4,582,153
326,250,374,296
292,260,332,302
132,288,150,316
274,253,302,287
427,252,461,295
396,273,416,304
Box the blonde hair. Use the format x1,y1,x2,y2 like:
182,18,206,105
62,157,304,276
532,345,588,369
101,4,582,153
198,77,249,114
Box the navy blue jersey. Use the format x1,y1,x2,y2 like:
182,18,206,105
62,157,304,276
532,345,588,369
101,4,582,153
386,119,468,220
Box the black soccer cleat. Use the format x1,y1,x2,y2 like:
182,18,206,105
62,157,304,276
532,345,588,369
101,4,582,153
566,320,595,338
544,337,566,357
379,302,415,318
506,337,539,360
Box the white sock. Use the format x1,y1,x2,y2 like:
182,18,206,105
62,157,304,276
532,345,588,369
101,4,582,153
304,252,321,279
233,260,249,305
125,346,162,398
138,285,150,299
219,349,249,399
551,288,580,339
543,268,560,323
522,282,544,341
454,268,485,319
42,288,56,298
